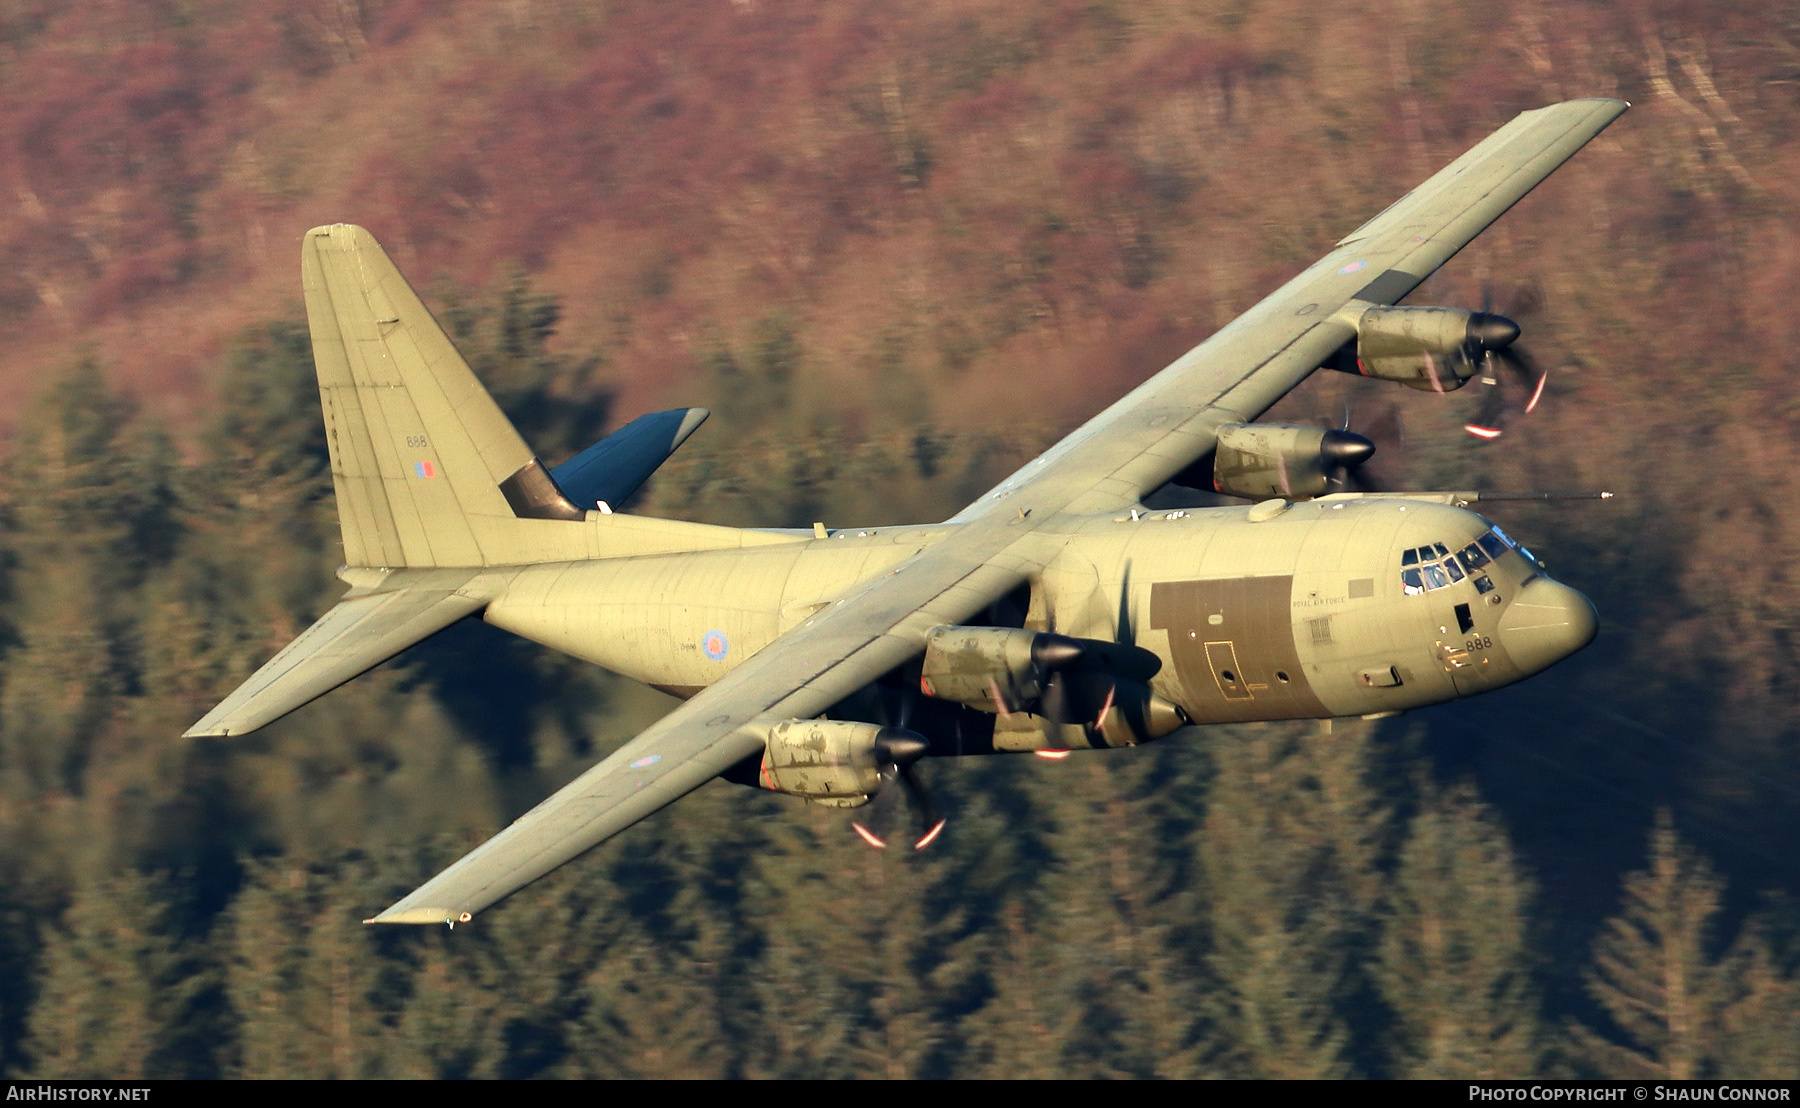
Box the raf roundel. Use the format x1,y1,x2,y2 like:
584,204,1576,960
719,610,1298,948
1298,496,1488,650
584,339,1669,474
702,630,729,661
1337,259,1368,275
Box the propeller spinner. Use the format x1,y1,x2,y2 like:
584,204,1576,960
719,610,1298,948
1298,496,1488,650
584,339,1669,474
1463,289,1547,439
850,728,945,851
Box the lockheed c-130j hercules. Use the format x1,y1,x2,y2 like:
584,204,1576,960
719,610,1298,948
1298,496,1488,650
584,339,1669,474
187,98,1626,926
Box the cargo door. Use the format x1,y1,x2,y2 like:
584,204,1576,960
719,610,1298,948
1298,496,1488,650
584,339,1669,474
1150,576,1328,723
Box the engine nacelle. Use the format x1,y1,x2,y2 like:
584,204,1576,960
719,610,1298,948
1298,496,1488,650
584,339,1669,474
991,676,1191,751
1336,305,1518,392
752,718,908,807
921,625,1189,747
1211,422,1373,501
919,625,1083,711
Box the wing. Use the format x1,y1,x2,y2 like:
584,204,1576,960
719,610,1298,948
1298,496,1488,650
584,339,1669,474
185,573,488,737
370,546,1034,923
371,99,1625,924
952,97,1628,520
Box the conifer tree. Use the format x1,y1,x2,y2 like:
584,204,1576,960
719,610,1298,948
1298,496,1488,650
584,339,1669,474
1573,811,1727,1079
741,807,965,1079
1377,781,1542,1077
1712,919,1800,1078
743,908,860,1079
225,862,385,1079
566,924,730,1079
390,939,510,1079
25,871,172,1078
0,363,156,802
1013,754,1206,1078
439,276,612,463
962,899,1078,1079
1196,725,1388,1078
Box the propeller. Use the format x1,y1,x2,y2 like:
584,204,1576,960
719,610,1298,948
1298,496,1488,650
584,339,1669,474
1463,284,1548,440
1322,404,1379,493
850,728,944,850
1029,662,1132,756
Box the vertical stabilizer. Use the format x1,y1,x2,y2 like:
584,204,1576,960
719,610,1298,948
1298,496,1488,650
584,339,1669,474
303,224,536,567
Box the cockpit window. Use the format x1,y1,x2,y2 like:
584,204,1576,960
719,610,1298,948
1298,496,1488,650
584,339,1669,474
1401,527,1520,594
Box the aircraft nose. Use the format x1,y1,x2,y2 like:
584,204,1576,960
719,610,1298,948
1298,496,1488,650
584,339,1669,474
1498,576,1597,676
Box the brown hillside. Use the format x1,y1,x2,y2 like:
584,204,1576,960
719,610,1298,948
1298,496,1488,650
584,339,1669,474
6,0,1791,441
4,2,1800,1077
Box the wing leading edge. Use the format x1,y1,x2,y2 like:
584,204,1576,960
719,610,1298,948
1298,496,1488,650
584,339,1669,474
955,97,1629,521
185,572,490,738
369,537,1035,924
371,99,1627,923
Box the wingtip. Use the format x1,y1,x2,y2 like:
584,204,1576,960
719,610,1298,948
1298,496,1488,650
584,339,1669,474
671,406,711,448
306,222,371,238
367,907,473,926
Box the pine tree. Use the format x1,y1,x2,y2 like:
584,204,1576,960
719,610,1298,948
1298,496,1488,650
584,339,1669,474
962,898,1078,1078
1712,919,1800,1078
225,862,385,1079
566,923,730,1079
741,805,966,1079
24,871,172,1078
1196,725,1388,1078
1573,811,1726,1079
0,362,160,803
744,907,860,1079
390,938,510,1080
1007,754,1207,1078
1377,781,1542,1078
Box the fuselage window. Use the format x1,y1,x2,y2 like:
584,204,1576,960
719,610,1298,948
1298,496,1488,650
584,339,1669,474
1477,531,1510,561
1459,542,1491,573
1401,568,1424,595
1421,562,1450,589
1402,548,1420,566
1443,556,1465,583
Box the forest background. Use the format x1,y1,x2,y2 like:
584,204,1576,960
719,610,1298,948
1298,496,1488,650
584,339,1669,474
0,0,1796,1079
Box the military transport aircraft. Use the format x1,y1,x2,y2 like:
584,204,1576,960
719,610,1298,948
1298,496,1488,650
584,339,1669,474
186,98,1626,926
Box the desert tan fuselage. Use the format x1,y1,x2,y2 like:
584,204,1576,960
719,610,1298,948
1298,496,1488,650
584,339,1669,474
484,497,1586,737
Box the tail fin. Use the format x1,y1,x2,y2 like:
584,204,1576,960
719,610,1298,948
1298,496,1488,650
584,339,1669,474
304,224,555,567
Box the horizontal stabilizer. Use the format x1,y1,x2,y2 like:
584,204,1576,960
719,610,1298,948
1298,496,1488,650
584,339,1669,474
183,584,487,737
550,407,709,511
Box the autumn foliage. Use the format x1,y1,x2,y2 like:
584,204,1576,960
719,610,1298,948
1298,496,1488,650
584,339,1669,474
1,0,1799,1079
